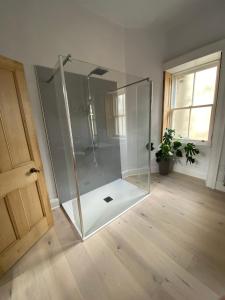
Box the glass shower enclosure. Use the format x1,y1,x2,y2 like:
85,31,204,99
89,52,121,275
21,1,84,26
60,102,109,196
36,55,152,239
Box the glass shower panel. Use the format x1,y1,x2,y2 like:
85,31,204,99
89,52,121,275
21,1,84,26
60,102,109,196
36,56,151,239
125,81,151,193
35,64,82,235
62,58,151,237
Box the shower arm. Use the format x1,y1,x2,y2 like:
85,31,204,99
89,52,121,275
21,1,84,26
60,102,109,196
108,77,150,93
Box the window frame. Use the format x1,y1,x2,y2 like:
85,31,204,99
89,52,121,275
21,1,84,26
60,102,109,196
169,60,220,145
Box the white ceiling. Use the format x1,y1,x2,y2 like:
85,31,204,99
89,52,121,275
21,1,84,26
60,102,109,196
75,0,217,29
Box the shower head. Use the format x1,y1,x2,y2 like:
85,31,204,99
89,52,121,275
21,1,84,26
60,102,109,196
88,67,108,77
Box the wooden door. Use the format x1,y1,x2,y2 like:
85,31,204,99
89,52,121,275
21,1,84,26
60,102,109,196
0,55,53,276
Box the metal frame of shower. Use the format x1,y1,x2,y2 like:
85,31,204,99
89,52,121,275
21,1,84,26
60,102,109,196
58,55,85,237
44,54,153,240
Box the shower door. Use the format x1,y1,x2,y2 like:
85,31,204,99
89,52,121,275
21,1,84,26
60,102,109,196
36,62,83,236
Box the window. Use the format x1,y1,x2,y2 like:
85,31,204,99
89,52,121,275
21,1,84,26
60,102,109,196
164,62,219,143
105,93,126,137
113,93,126,137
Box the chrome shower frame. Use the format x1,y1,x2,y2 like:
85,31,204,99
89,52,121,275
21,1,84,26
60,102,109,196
58,55,84,238
49,54,153,240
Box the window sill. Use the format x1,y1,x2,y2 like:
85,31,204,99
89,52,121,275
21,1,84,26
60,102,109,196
175,138,211,147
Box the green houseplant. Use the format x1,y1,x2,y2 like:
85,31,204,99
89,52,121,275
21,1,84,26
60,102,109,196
155,129,200,175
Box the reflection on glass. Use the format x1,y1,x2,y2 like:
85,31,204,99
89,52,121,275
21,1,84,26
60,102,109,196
189,107,212,140
175,73,194,108
88,103,97,138
113,93,126,137
172,109,190,138
193,67,217,105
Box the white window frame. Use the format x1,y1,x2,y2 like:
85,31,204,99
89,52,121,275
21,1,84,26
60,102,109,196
169,60,220,145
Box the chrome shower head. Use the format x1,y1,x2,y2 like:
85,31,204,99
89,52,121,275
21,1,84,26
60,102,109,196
88,67,108,77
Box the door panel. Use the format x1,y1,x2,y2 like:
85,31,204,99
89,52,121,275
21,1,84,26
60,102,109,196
0,121,11,171
0,198,17,253
0,162,37,197
0,55,53,276
0,69,30,166
5,191,30,238
20,183,44,227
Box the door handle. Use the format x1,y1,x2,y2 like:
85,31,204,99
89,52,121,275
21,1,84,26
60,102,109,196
29,168,40,174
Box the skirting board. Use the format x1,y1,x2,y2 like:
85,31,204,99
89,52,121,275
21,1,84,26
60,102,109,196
215,181,225,193
173,165,206,180
50,198,60,209
122,166,206,180
122,167,151,178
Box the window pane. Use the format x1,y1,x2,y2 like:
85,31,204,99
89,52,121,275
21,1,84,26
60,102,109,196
118,117,123,136
189,107,212,141
117,94,125,115
122,116,126,136
115,117,119,135
175,73,194,108
113,97,117,116
193,67,217,105
172,109,190,138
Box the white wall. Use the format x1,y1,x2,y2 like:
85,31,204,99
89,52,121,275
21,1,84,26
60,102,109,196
0,0,125,203
173,146,210,180
164,1,225,61
124,28,166,173
216,134,225,192
164,2,225,186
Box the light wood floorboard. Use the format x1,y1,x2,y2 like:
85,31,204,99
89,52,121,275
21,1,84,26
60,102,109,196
0,173,225,300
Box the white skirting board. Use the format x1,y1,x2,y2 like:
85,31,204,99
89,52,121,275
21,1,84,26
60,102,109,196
215,181,225,193
173,165,207,180
122,168,150,178
50,198,60,209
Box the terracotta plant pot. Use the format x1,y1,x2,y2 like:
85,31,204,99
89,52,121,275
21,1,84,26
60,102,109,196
158,159,173,175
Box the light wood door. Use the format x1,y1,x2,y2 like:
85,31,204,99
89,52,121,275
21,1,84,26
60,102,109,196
0,55,53,276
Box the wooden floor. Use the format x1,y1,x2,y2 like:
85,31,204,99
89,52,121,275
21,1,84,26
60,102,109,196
1,173,225,300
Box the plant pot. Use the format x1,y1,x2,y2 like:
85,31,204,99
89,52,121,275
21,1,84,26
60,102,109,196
158,159,173,175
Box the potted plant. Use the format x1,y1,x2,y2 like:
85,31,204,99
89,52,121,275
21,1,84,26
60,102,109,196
155,128,200,175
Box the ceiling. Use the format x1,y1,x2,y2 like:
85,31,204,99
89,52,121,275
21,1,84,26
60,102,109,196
75,0,217,30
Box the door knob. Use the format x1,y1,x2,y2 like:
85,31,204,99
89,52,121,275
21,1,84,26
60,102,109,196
30,168,40,174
